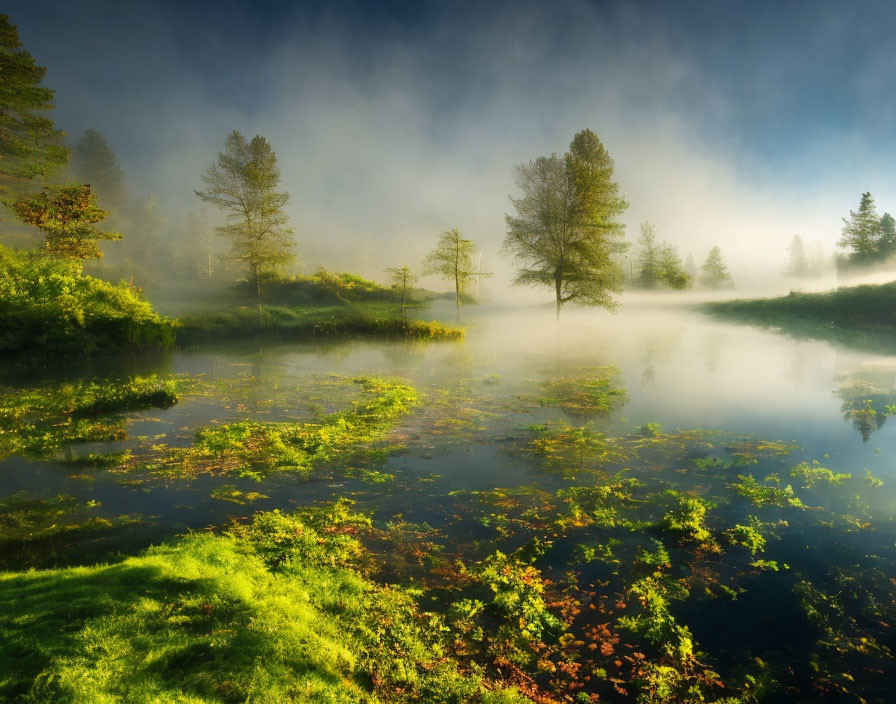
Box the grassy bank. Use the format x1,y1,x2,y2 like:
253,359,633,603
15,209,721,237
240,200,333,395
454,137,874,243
703,281,896,349
177,304,465,344
0,503,526,703
0,245,176,356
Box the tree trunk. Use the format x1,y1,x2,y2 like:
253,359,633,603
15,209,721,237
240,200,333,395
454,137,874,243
456,278,461,323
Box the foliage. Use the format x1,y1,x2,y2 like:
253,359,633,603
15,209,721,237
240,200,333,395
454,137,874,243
0,14,69,201
724,516,767,555
188,377,419,477
659,492,714,546
177,304,464,344
837,191,887,266
538,365,628,417
635,222,691,290
729,474,803,508
12,185,122,261
789,461,850,488
699,246,732,288
196,129,295,311
423,228,490,320
527,422,626,477
69,129,127,211
0,503,524,703
503,129,628,318
0,244,175,354
386,264,418,315
0,374,181,460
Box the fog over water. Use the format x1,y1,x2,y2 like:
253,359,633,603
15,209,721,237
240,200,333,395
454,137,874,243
8,0,896,293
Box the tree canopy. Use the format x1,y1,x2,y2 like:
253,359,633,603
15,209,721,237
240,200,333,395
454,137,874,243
423,228,489,320
0,14,68,203
196,130,295,312
69,129,126,212
12,184,121,261
385,265,417,316
700,246,732,288
503,129,627,319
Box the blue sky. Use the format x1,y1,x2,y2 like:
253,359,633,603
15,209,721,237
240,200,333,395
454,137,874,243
7,0,896,279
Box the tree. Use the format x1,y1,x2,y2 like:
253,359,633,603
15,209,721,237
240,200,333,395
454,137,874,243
657,243,691,289
196,130,294,315
636,221,661,288
879,213,896,259
838,192,881,265
69,129,126,212
0,14,69,202
385,265,418,317
785,234,809,276
185,207,213,279
423,228,490,321
12,184,121,261
700,246,732,288
504,129,628,320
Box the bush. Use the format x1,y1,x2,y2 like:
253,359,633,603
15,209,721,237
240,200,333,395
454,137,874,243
0,244,175,355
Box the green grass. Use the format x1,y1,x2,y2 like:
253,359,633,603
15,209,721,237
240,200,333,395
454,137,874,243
703,282,896,350
177,303,464,344
0,244,176,356
0,503,528,703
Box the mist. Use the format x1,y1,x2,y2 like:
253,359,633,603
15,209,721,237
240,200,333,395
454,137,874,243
8,0,896,294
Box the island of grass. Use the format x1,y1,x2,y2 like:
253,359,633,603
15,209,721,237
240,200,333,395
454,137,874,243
175,270,465,344
702,281,896,351
0,248,463,357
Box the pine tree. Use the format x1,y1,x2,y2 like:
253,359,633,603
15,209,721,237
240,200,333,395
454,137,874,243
196,130,295,315
785,234,809,276
69,129,126,212
683,253,697,279
878,213,896,259
838,192,881,264
0,14,69,202
700,246,732,288
636,221,661,288
12,184,121,261
657,243,691,289
503,129,627,320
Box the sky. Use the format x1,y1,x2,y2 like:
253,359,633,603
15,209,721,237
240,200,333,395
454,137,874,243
7,0,896,289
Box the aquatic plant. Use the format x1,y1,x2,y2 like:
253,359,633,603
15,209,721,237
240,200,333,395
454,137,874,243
188,377,418,477
729,474,804,508
659,492,715,546
538,365,628,417
789,461,851,488
0,375,182,460
527,422,626,477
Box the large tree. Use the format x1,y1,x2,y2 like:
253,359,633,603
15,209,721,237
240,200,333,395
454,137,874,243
700,246,732,288
69,129,126,212
503,129,627,320
0,14,69,203
196,130,294,314
12,184,121,261
838,192,881,265
423,228,489,321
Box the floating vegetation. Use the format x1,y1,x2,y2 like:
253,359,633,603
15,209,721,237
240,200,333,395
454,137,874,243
127,376,418,480
538,365,628,417
527,422,626,478
789,460,851,488
729,474,804,508
209,484,270,504
0,375,182,461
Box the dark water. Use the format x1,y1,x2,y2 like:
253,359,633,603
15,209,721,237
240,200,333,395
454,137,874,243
2,300,895,698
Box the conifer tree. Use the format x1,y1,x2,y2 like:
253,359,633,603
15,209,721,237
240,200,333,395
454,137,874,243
70,129,126,212
700,246,732,288
785,234,809,276
636,221,661,288
838,192,881,264
0,14,69,203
